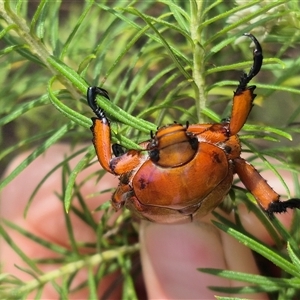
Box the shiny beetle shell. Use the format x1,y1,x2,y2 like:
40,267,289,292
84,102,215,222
87,34,300,224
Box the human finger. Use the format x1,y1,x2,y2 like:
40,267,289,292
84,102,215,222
1,144,121,299
140,218,267,299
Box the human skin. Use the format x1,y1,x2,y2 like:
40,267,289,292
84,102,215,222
0,144,294,299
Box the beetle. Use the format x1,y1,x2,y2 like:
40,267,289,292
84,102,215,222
87,33,300,223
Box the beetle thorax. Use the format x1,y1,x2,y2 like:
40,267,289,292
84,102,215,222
147,123,198,168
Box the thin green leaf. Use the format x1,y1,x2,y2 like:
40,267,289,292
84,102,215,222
0,23,18,39
199,268,300,289
47,57,155,133
242,124,292,140
287,242,300,273
0,94,50,126
48,78,90,127
205,58,285,76
24,147,87,216
59,2,93,59
198,0,261,33
29,0,48,38
64,146,95,212
242,141,292,197
87,267,98,300
124,7,192,80
212,217,299,278
3,219,71,256
161,0,190,31
0,224,42,275
0,123,73,190
205,0,286,45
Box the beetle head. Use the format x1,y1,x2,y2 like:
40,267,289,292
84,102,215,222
147,123,198,168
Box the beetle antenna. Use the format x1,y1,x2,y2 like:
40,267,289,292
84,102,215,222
236,33,263,93
186,121,189,129
150,130,154,139
87,86,110,119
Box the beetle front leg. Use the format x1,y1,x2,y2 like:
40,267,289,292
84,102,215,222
229,34,263,136
88,86,114,173
234,157,300,217
88,86,144,175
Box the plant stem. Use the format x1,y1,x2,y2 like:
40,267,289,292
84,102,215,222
190,0,207,122
0,2,55,74
8,243,140,297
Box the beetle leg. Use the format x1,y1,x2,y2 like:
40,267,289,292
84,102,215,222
238,33,263,91
229,34,263,136
88,86,144,175
111,179,132,210
234,157,300,217
110,149,145,174
87,86,110,118
88,86,113,173
267,198,300,216
234,157,279,209
229,86,256,136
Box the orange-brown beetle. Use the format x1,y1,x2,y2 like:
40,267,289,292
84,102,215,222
88,34,300,223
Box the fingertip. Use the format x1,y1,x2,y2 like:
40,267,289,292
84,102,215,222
139,219,230,299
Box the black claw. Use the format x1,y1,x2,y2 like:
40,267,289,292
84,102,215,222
243,33,263,81
87,86,110,119
236,33,263,93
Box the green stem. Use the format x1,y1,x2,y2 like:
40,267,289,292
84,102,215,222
0,1,55,74
0,1,80,100
190,0,207,122
8,243,140,297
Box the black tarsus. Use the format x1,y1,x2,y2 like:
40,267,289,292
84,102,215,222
267,198,300,218
87,86,110,120
236,33,263,93
243,33,263,81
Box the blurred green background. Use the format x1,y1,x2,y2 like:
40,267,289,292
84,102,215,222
1,1,300,299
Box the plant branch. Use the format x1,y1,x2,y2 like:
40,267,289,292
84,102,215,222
7,243,140,297
190,0,207,122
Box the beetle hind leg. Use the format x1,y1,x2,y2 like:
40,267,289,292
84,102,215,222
234,157,300,218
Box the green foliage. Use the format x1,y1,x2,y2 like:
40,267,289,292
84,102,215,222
0,0,300,299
